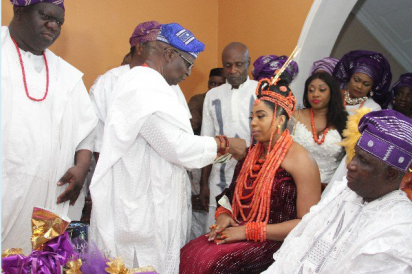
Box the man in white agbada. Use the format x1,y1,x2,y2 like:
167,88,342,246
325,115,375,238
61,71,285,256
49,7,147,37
199,42,258,229
1,0,97,253
90,21,191,161
90,23,246,273
263,110,412,274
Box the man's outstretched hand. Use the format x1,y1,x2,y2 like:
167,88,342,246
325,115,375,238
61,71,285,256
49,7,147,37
56,164,89,205
56,149,91,205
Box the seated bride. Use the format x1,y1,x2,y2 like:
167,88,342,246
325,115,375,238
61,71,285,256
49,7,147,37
179,73,321,274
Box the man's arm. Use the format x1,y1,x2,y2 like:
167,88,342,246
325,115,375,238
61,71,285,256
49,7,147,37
140,114,218,169
57,79,97,205
188,94,203,132
199,93,215,211
93,152,100,163
199,164,212,211
139,113,246,170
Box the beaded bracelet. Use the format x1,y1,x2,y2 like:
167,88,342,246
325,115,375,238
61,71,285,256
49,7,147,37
214,206,232,220
214,136,222,153
216,135,229,155
221,135,229,155
215,135,225,155
245,222,267,242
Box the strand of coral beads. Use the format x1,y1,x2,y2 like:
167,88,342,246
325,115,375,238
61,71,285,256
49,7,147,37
310,108,330,145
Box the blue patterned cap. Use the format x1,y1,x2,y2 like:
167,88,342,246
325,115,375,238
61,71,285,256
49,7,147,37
157,23,205,58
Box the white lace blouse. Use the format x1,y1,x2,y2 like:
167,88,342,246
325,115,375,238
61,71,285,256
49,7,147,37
288,115,344,184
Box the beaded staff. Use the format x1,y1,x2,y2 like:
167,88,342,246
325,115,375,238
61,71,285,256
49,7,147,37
270,46,300,85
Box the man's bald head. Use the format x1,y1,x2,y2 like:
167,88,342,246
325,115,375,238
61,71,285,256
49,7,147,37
222,42,251,89
222,42,249,60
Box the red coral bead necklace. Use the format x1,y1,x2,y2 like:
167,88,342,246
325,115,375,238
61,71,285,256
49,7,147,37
310,108,329,145
11,37,49,102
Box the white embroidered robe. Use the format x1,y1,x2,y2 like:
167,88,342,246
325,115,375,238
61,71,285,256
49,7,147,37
263,179,412,274
90,66,216,274
1,27,97,253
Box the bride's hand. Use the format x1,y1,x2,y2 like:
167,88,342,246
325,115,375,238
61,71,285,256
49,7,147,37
227,138,247,161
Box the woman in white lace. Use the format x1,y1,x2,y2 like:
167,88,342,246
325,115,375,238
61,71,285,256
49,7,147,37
288,72,348,189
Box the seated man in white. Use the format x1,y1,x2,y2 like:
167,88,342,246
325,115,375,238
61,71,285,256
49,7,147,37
264,109,412,274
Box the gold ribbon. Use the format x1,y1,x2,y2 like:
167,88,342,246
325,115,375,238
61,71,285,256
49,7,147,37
131,266,156,273
1,248,24,258
105,257,132,274
31,207,70,250
66,259,83,274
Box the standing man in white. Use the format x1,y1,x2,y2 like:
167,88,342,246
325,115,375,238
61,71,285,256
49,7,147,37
90,23,246,273
1,0,97,253
199,42,258,228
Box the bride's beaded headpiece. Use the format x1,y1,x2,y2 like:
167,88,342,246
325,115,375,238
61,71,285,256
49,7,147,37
254,76,297,118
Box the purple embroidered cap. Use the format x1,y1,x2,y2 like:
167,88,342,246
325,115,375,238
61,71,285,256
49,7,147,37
156,23,205,59
252,55,299,82
310,57,339,76
10,0,64,10
129,21,161,48
357,109,412,172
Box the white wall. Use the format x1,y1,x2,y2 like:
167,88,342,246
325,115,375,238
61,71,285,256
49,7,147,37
331,13,407,83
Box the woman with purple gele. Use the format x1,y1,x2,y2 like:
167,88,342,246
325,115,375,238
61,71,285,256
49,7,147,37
251,55,299,83
310,57,338,76
390,73,412,119
332,50,392,112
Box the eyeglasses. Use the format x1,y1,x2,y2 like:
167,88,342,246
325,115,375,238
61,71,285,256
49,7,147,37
172,49,194,70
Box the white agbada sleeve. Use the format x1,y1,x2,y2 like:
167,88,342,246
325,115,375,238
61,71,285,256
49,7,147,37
344,253,412,274
172,84,192,120
89,76,107,153
73,80,96,152
140,114,216,169
88,65,130,153
59,80,97,220
65,80,97,220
